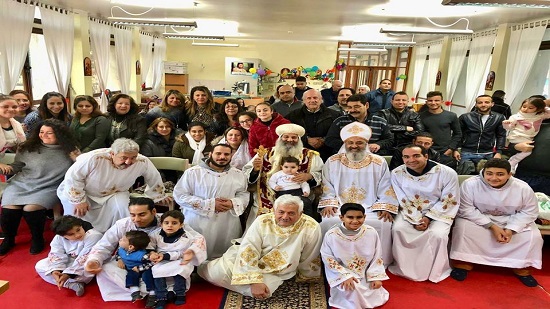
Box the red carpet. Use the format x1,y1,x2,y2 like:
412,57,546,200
1,223,549,309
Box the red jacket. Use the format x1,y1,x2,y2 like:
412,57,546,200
248,112,290,156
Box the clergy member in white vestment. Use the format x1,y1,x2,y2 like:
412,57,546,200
58,138,170,233
84,198,207,302
173,143,249,259
321,203,389,309
319,122,398,266
198,195,322,300
388,144,459,283
242,123,323,226
450,158,543,287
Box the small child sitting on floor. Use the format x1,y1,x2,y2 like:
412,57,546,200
268,156,313,216
116,230,155,305
321,203,390,309
35,215,102,296
149,210,207,309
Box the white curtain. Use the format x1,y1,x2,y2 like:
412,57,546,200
505,22,547,107
445,36,471,101
40,7,74,95
140,33,154,87
89,20,111,111
113,26,133,94
424,42,443,94
0,0,34,93
464,30,497,111
151,37,167,93
411,46,428,100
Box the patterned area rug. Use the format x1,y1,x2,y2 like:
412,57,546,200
219,278,328,309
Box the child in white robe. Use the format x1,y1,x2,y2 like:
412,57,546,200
321,203,389,309
268,156,312,216
35,216,102,296
149,210,207,309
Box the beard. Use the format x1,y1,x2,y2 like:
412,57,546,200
345,149,367,162
268,139,304,176
208,158,230,169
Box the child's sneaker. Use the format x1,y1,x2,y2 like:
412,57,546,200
175,294,186,305
145,294,157,308
131,291,143,302
66,282,85,297
155,299,166,309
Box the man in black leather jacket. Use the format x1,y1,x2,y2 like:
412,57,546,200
377,91,424,150
457,95,506,174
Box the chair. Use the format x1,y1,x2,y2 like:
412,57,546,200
458,174,473,185
383,156,392,166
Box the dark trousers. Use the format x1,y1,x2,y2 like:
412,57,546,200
125,268,154,291
275,189,313,217
154,275,186,300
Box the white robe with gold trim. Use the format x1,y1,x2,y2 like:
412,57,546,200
450,175,542,269
321,224,389,309
389,163,460,283
319,153,398,266
198,213,322,298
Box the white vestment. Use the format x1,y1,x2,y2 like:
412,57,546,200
149,228,207,280
84,216,161,301
319,153,398,266
198,213,322,298
321,224,389,309
389,162,460,283
35,229,103,286
450,175,542,269
173,162,249,259
58,149,166,233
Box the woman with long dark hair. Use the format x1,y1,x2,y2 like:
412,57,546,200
172,121,215,164
0,119,79,255
185,86,218,132
106,93,147,147
70,95,110,152
211,98,244,136
9,90,35,123
23,92,72,136
141,117,178,157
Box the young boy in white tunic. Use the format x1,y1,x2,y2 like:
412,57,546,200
149,210,207,309
35,216,103,296
321,203,389,309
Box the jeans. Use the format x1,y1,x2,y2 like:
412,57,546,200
154,275,186,300
125,268,154,291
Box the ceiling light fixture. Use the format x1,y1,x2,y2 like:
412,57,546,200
164,34,225,40
353,40,416,46
192,42,239,47
442,0,550,8
380,27,473,35
108,17,197,28
338,47,387,52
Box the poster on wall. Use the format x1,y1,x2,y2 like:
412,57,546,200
231,62,254,75
84,57,92,76
485,71,495,91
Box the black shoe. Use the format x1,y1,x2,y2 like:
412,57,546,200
515,274,538,287
0,238,15,255
145,294,157,308
166,291,176,303
155,299,166,309
450,268,468,281
23,210,46,255
175,294,186,305
0,208,23,255
131,291,143,302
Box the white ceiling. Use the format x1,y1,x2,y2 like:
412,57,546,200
39,0,550,42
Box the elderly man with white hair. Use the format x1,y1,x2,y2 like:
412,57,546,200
58,138,170,233
242,123,324,226
319,122,398,266
357,85,371,95
198,194,322,300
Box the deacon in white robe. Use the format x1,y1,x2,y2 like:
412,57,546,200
319,122,398,266
450,159,542,285
389,145,460,283
242,123,323,227
58,138,169,233
322,224,389,309
35,226,103,289
198,195,322,299
84,199,162,301
173,144,249,259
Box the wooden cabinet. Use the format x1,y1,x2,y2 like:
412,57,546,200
165,74,188,94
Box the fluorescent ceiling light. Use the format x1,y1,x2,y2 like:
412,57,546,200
192,42,239,47
163,34,224,40
108,17,197,28
380,27,473,35
442,0,550,8
353,40,416,46
369,0,493,17
338,47,387,52
110,0,197,9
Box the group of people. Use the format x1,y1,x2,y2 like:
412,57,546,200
0,81,546,309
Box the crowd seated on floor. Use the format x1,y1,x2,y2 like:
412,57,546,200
0,85,548,309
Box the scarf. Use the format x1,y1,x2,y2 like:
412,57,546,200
185,131,206,165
